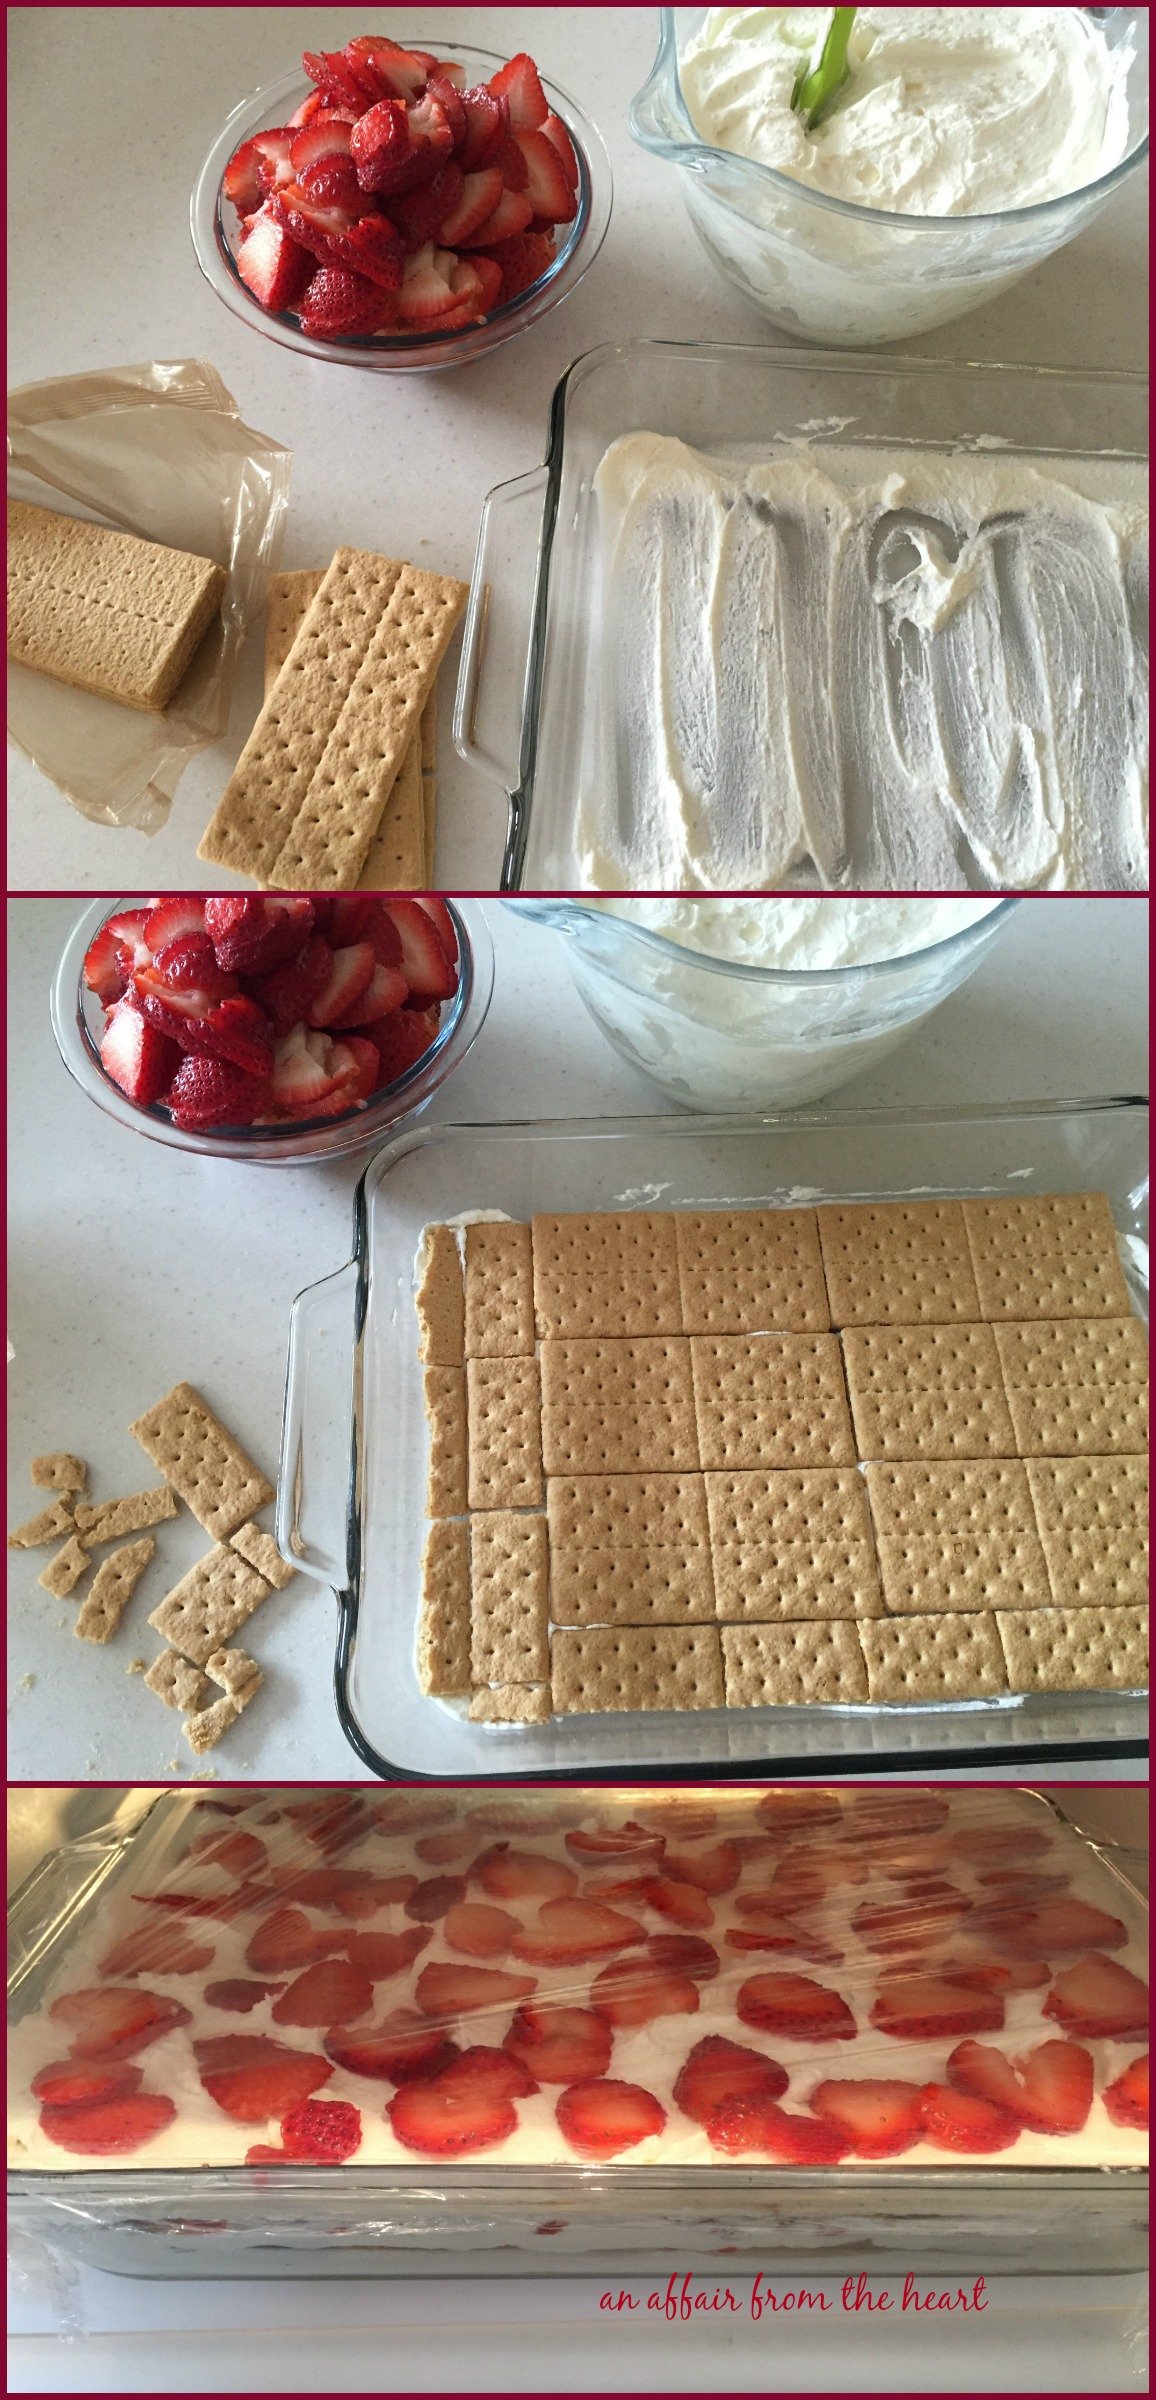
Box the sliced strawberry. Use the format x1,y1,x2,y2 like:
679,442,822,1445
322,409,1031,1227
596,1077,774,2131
946,2037,1093,2134
264,1027,350,1121
948,1822,1051,1864
299,263,390,339
249,937,332,1031
100,1922,215,1978
489,52,549,132
556,2078,665,2160
270,1959,374,2029
249,128,297,197
638,1876,714,1931
245,1908,343,1976
807,2078,925,2159
566,1824,665,1863
426,73,467,151
166,1052,268,1131
328,959,409,1029
346,37,436,105
205,895,316,974
990,1897,1129,1958
338,1034,381,1103
195,2033,333,2123
438,165,504,246
82,922,132,1005
237,205,314,314
512,1898,645,1968
404,1874,467,1923
710,2095,849,2162
840,1789,948,1841
663,1843,742,1896
511,128,576,225
39,2092,177,2155
204,1980,286,2015
754,1783,845,1838
504,2003,612,2085
646,1934,720,1983
870,1975,1005,2041
350,96,417,196
223,135,267,212
921,2083,1021,2154
280,2096,362,2160
306,940,376,1028
851,1891,972,1956
461,186,534,249
458,85,509,170
416,1826,476,1865
338,1928,432,1980
289,118,354,176
725,1926,844,1963
50,1987,191,2059
31,2060,143,2107
288,91,326,130
1043,1954,1149,2039
415,1961,536,2020
196,996,275,1079
396,239,463,324
443,1901,520,1959
99,1000,181,1108
302,48,370,112
188,1827,267,1874
590,1958,698,2029
475,1847,577,1904
479,230,556,307
1103,2053,1148,2129
894,1949,1049,1996
673,2036,788,2128
387,2074,516,2156
392,158,466,247
143,895,206,952
299,157,365,215
542,111,580,193
326,2008,457,2085
370,1006,442,1085
438,2045,538,2100
736,1972,857,2044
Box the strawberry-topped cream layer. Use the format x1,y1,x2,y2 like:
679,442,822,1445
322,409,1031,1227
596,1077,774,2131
9,1788,1148,2173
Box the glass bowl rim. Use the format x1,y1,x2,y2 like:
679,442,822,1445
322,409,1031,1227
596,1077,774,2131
511,898,1022,988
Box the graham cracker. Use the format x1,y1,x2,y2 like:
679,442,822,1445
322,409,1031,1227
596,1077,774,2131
712,1536,885,1624
416,1226,465,1367
417,1519,472,1696
550,1625,724,1715
198,547,467,890
74,1536,155,1644
842,1323,1017,1461
9,1499,74,1549
357,728,426,889
546,1469,715,1625
674,1208,830,1335
705,1465,875,1548
993,1317,1148,1457
548,1471,712,1552
470,1512,550,1684
1025,1455,1149,1610
183,1651,261,1754
469,1683,552,1724
130,1383,274,1540
73,1486,178,1544
532,1213,683,1339
539,1337,698,1477
963,1191,1132,1321
37,1535,91,1599
817,1200,981,1327
466,1357,544,1510
420,690,438,884
721,1620,869,1705
863,1458,1052,1615
690,1333,856,1471
147,1545,271,1667
205,1646,263,1703
858,1611,1008,1703
464,1221,535,1359
424,1367,469,1518
7,499,226,713
30,1453,87,1494
264,568,325,688
996,1604,1148,1694
229,1522,297,1591
144,1650,213,1712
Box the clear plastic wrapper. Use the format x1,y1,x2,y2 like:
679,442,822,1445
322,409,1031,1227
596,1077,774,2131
7,359,291,831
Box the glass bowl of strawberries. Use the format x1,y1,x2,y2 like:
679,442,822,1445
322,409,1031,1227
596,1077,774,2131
191,36,612,368
51,894,494,1164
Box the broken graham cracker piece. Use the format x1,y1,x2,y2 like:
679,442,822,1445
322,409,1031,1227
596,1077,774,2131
73,1486,178,1544
148,1544,271,1667
551,1625,725,1716
863,1458,1052,1617
9,1498,75,1549
707,1466,883,1624
467,1356,544,1510
842,1322,1017,1462
144,1650,214,1712
358,728,425,889
992,1316,1148,1457
962,1191,1132,1321
546,1470,715,1627
130,1382,274,1540
205,1646,263,1702
721,1621,869,1706
817,1200,981,1328
858,1611,1008,1704
540,1337,698,1478
183,1658,262,1756
469,1684,552,1725
229,1522,297,1591
533,1213,684,1339
74,1536,155,1644
198,547,467,891
7,500,226,714
1025,1454,1149,1610
464,1222,535,1360
424,1368,468,1518
675,1209,830,1334
37,1535,91,1599
418,1520,472,1696
470,1513,549,1685
995,1603,1148,1694
690,1332,856,1471
416,1226,465,1366
30,1452,87,1494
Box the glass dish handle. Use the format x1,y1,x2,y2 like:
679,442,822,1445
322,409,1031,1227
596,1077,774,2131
278,1257,360,1588
452,465,549,789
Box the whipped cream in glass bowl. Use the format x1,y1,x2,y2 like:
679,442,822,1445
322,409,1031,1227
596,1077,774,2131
630,8,1148,344
515,895,1017,1110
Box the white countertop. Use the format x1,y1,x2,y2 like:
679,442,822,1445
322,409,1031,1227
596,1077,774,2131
6,891,1148,1784
6,5,1150,894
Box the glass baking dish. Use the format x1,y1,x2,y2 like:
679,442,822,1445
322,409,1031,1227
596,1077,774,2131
450,340,1148,891
274,1096,1148,1782
8,1784,1149,2279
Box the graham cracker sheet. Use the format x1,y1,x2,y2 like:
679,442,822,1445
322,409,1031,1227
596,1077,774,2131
551,1625,725,1715
993,1317,1149,1457
843,1323,1017,1462
675,1208,830,1335
74,1536,155,1644
817,1200,981,1327
721,1621,869,1706
469,1683,552,1724
73,1486,178,1545
690,1333,856,1472
469,1512,550,1685
863,1458,1052,1616
417,1519,472,1697
547,1470,715,1628
423,1368,469,1519
147,1543,271,1668
532,1212,684,1339
859,1611,1008,1703
1025,1454,1149,1610
416,1226,465,1367
229,1522,297,1591
7,498,226,714
130,1382,274,1541
706,1466,884,1622
540,1337,699,1477
996,1603,1148,1694
466,1357,544,1511
464,1222,536,1360
962,1191,1132,1321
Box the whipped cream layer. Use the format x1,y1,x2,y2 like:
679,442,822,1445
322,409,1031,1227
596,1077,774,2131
595,898,998,971
680,9,1133,216
583,433,1148,893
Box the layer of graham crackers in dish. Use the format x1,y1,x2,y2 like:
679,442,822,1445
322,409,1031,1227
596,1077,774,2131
7,500,226,714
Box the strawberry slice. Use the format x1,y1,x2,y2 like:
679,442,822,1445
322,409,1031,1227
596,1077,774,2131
39,2092,177,2155
245,1908,344,1975
188,1828,267,1874
205,896,316,974
754,1790,843,1842
167,1052,268,1131
489,52,548,132
710,2095,849,2162
511,128,577,225
346,37,437,106
50,1987,191,2059
542,111,580,193
663,1843,742,1896
340,1929,433,1981
566,1825,666,1862
350,96,418,196
204,1980,286,2014
371,1006,442,1085
143,895,206,952
415,1962,537,2020
328,958,409,1028
100,1922,215,1978
299,157,365,215
725,1926,844,1963
946,2037,1093,2134
736,1973,857,2044
392,159,466,247
673,2036,789,2127
83,922,133,1005
841,1789,949,1841
475,1847,576,1903
99,1000,181,1108
289,118,353,176
303,48,370,112
250,937,334,1033
503,2003,612,2085
248,128,297,197
395,239,463,324
439,2045,538,2100
638,1876,714,1931
223,135,267,212
31,2060,143,2107
807,2078,926,2158
920,2084,1021,2154
512,1898,645,1967
851,1891,972,1955
387,2071,517,2156
405,1874,468,1922
416,1826,476,1865
264,1027,350,1121
590,1958,699,2028
556,2078,665,2160
458,85,509,170
280,2096,362,2160
299,263,391,339
1103,2053,1148,2129
870,1975,1005,2041
438,165,504,246
461,186,534,249
443,1902,520,1959
1042,1954,1149,2039
326,2008,457,2085
989,1897,1129,1958
271,1958,375,2028
196,996,275,1079
307,940,376,1028
195,2033,334,2122
280,1865,418,1913
948,1823,1051,1864
481,230,556,307
237,206,314,313
646,1934,721,1983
